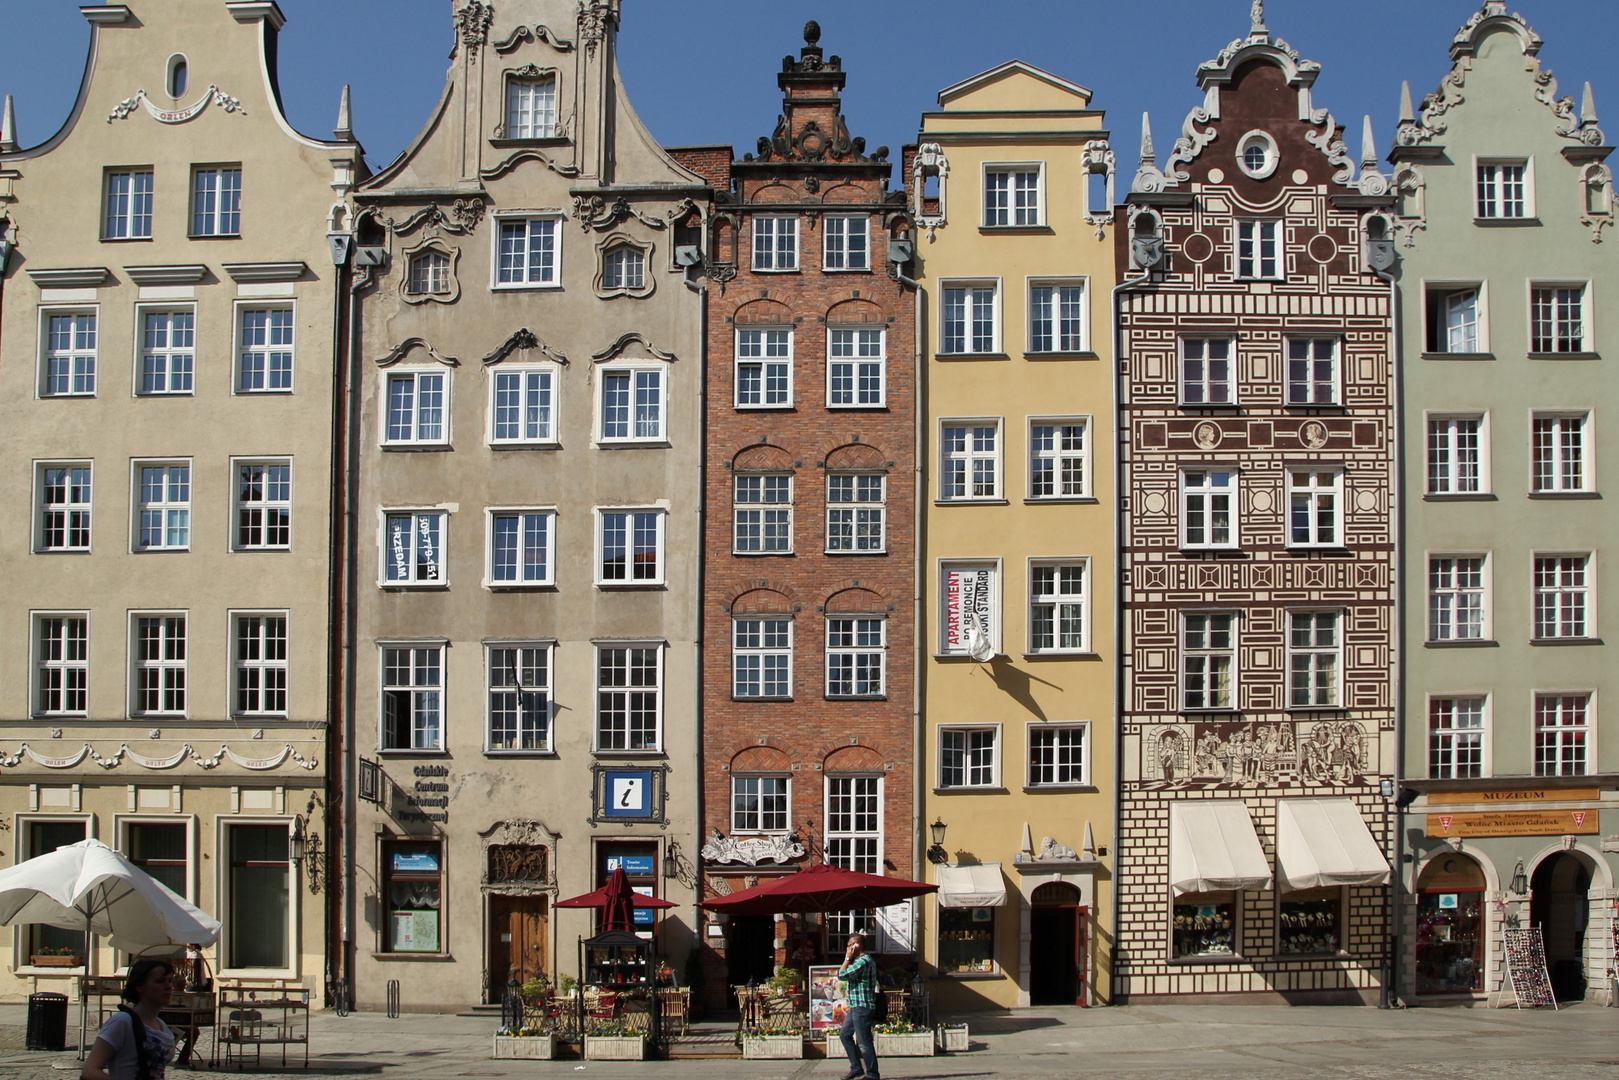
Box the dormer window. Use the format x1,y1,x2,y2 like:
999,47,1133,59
505,75,558,140
1235,130,1278,181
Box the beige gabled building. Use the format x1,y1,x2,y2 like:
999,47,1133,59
0,1,361,1000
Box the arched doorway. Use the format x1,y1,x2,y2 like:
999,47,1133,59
1414,853,1485,995
1531,852,1592,1002
1029,882,1086,1006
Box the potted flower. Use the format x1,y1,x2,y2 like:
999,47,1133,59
519,974,550,1006
30,945,84,968
938,1022,970,1053
765,966,800,999
742,1024,804,1060
493,1023,558,1059
873,1017,934,1057
584,1020,646,1061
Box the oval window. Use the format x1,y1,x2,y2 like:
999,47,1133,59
1236,130,1278,180
168,55,189,99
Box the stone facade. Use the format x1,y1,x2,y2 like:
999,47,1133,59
1390,1,1619,1007
345,0,709,1009
1112,10,1396,1002
689,23,917,1007
0,1,359,1000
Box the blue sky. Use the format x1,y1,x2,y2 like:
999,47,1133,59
4,2,1619,179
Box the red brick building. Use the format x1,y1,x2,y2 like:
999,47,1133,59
686,21,916,1001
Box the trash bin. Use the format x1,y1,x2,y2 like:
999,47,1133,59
26,992,68,1051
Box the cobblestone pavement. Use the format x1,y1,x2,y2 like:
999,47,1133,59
0,1003,1614,1079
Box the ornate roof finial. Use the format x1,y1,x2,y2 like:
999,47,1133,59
1583,81,1599,129
804,20,820,47
1139,111,1156,166
1398,80,1415,124
1360,115,1377,168
1250,0,1267,37
0,95,15,153
333,83,353,143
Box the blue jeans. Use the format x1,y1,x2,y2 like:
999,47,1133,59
839,1005,878,1078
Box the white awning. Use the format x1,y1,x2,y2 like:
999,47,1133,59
1276,798,1391,892
936,862,1006,908
1169,802,1272,895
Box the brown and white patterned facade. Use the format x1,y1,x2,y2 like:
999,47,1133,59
1112,9,1397,1002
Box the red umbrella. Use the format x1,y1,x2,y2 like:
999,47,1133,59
698,863,937,917
555,867,675,931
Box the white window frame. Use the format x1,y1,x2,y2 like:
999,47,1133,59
939,279,1001,356
595,507,666,586
1533,552,1594,641
731,775,791,834
1531,411,1591,493
596,364,666,444
378,642,446,752
132,460,192,553
1180,337,1234,406
1529,280,1591,354
39,308,99,398
1182,611,1237,711
1286,337,1340,406
216,816,298,977
827,326,885,408
1181,470,1239,549
1026,722,1091,788
35,461,93,553
488,364,558,445
824,775,882,876
938,558,1002,657
735,328,793,409
1286,610,1343,710
33,612,90,718
379,508,449,587
130,611,188,719
1028,416,1090,500
939,417,1003,502
1422,281,1489,355
601,244,646,292
1426,413,1489,495
983,162,1045,228
135,306,196,396
1235,130,1279,180
232,458,292,551
234,303,296,395
485,507,557,588
103,167,154,241
190,165,242,237
493,214,562,289
406,249,452,297
485,641,554,754
825,472,886,554
1533,691,1594,777
752,215,799,272
1286,469,1343,549
231,611,288,720
733,473,793,555
732,617,793,700
1475,157,1534,221
938,724,1001,789
822,215,870,271
1027,278,1088,354
382,369,451,446
593,641,664,753
1427,553,1490,643
825,616,886,699
504,74,558,140
1427,695,1490,780
1027,557,1091,655
1236,219,1281,280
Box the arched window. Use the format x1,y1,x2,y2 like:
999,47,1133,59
168,55,189,100
407,249,451,296
603,246,645,291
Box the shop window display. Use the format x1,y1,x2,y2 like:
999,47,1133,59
938,907,996,973
1415,854,1485,994
1277,888,1342,955
1172,892,1236,958
385,842,443,952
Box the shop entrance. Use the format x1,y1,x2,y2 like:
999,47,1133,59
1531,852,1592,1002
726,915,777,987
1414,853,1485,995
1029,883,1086,1006
489,895,549,1001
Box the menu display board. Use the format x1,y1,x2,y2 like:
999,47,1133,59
1501,928,1557,1009
807,964,847,1031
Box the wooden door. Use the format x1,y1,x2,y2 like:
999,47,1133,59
489,895,549,1000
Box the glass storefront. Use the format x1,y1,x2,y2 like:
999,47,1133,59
1415,854,1485,995
385,842,443,953
1172,891,1236,958
1278,887,1342,955
937,907,996,973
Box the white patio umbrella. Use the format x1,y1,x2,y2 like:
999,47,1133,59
0,838,220,1056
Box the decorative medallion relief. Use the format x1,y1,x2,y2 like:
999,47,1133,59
108,86,244,125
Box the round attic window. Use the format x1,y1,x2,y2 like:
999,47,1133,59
167,54,189,100
1236,130,1278,180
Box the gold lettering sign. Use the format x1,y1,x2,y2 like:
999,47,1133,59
1427,809,1599,838
1427,788,1599,805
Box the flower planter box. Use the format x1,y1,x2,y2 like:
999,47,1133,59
493,1034,558,1060
938,1024,969,1053
584,1034,647,1061
743,1034,804,1060
875,1031,935,1057
30,955,83,968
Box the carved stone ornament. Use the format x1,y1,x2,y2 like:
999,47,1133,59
480,819,560,894
377,200,486,237
1035,836,1078,861
1580,163,1613,244
911,142,949,241
701,829,807,866
481,327,568,366
1300,420,1329,449
454,2,495,60
376,337,460,368
0,742,317,771
483,147,579,181
577,2,614,59
108,86,245,125
1193,421,1222,450
494,23,575,54
1081,139,1116,238
1392,162,1428,248
591,331,675,363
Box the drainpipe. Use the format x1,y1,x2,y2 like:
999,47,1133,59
900,244,923,966
1376,256,1404,1009
325,239,348,1004
685,257,707,982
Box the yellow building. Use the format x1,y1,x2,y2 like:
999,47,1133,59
912,61,1117,1008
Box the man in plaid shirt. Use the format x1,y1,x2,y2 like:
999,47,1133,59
836,933,880,1080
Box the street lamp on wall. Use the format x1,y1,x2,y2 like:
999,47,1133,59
290,815,306,866
926,819,948,865
1510,859,1529,897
